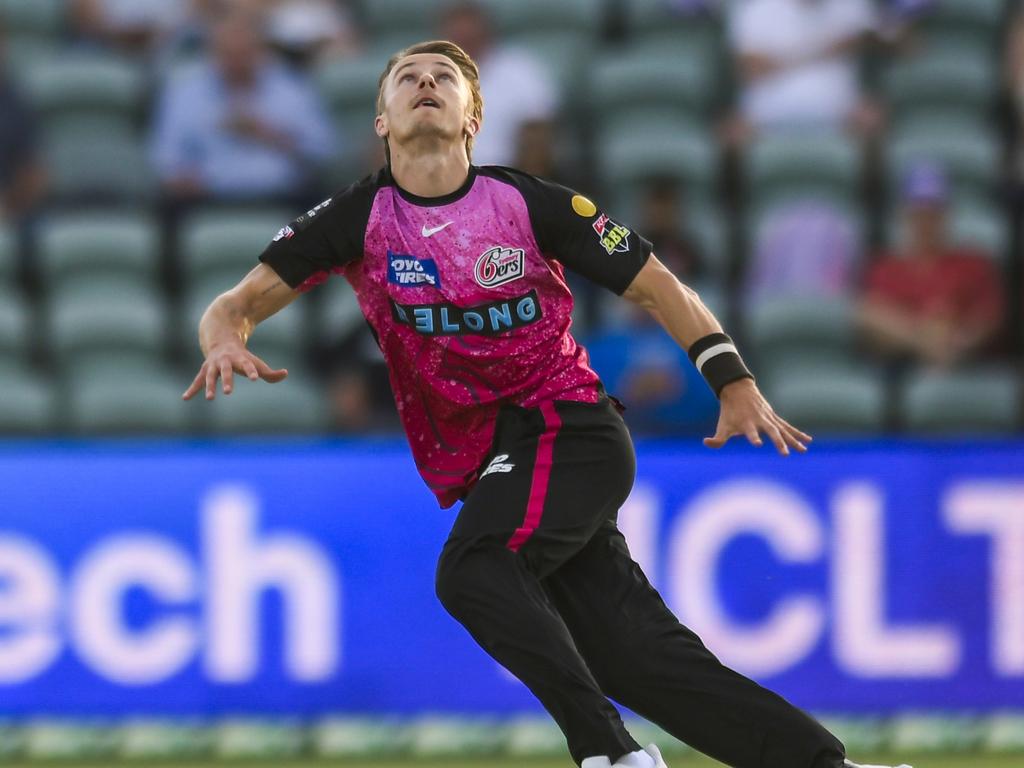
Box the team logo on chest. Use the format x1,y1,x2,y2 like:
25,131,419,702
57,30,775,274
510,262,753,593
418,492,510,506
474,246,525,288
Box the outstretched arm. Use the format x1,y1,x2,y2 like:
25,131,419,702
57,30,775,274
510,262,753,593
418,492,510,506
182,263,298,401
622,255,811,455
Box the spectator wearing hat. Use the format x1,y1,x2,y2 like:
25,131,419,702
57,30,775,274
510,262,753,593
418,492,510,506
856,162,1005,369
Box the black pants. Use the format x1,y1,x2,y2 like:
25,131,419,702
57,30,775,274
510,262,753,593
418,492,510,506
435,396,846,768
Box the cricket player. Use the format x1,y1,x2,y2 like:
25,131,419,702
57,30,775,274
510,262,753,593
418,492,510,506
184,40,911,768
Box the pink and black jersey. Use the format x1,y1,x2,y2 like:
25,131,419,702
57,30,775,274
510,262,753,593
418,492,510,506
259,165,652,507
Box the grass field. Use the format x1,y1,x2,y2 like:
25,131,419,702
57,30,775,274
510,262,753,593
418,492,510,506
2,756,1018,768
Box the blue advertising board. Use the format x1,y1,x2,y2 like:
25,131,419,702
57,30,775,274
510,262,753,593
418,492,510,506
0,439,1022,716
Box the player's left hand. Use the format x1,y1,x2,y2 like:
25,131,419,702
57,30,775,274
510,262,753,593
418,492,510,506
704,378,812,456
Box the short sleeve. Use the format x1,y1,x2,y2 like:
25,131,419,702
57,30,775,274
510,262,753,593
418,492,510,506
258,171,380,290
483,168,652,295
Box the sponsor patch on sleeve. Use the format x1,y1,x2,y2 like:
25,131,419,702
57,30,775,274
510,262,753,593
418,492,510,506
272,225,295,242
571,194,597,217
592,213,632,255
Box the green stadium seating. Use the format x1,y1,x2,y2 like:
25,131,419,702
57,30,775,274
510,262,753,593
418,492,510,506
482,0,603,36
45,128,156,202
0,363,56,434
0,225,15,284
917,0,1007,35
360,0,443,40
320,277,366,347
886,119,998,200
180,208,294,281
3,37,60,85
316,54,389,117
883,47,996,119
747,130,860,205
588,44,717,120
0,0,63,38
47,278,167,369
506,31,593,102
595,115,717,197
0,287,30,359
20,51,144,126
65,361,192,434
745,296,857,368
38,211,159,284
761,363,887,434
204,376,330,434
901,366,1020,434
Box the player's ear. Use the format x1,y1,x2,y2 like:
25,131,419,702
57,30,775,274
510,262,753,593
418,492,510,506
465,114,479,137
374,113,388,139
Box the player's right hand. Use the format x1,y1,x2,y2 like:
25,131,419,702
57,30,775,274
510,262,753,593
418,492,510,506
181,342,288,401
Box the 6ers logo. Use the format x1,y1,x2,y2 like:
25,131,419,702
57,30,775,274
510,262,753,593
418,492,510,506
474,246,525,288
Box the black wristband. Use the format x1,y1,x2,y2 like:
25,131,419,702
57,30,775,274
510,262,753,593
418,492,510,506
687,332,754,398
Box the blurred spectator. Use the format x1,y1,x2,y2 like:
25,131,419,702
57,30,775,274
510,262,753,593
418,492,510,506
265,0,361,67
744,200,861,305
585,303,720,435
725,0,879,141
638,177,705,284
0,23,46,222
71,0,189,56
150,8,334,204
439,0,558,167
857,163,1005,370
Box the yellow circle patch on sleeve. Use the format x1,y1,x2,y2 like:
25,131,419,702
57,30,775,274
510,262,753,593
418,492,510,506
571,194,597,217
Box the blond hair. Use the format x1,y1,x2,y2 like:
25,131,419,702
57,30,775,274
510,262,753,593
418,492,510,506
376,40,484,166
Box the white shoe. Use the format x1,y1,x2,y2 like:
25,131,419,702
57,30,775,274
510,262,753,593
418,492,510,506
583,742,668,768
844,759,912,768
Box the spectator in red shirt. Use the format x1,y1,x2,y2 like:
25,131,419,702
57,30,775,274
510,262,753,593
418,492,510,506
857,162,1004,369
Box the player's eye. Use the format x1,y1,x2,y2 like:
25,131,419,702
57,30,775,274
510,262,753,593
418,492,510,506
400,73,414,82
438,72,453,81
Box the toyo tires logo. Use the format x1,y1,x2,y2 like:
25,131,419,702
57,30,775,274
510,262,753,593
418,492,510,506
474,246,525,288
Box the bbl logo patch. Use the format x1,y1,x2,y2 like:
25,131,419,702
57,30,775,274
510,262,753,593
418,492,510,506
592,213,632,255
474,246,525,288
272,225,294,242
388,250,441,287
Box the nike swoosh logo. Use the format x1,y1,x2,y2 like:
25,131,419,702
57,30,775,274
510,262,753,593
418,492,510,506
422,221,454,237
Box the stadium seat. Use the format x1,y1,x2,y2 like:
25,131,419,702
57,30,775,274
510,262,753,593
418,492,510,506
45,128,156,202
316,54,388,117
179,208,294,281
205,376,330,434
65,361,193,434
3,37,60,85
0,363,56,434
916,0,1007,36
482,0,603,36
20,51,145,127
745,296,857,368
0,287,30,360
0,225,15,284
746,130,861,205
47,278,167,370
883,48,996,120
505,31,593,102
0,0,63,38
588,44,717,119
886,120,999,200
360,0,443,41
628,0,724,55
38,211,159,284
595,115,717,198
319,276,367,347
901,366,1020,434
761,363,887,434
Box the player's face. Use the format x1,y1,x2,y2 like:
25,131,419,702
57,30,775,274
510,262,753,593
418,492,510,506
376,53,478,152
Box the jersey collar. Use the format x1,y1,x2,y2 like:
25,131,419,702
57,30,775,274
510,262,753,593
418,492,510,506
387,165,478,207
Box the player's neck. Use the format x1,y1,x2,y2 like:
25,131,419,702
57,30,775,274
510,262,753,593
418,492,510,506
389,143,471,199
